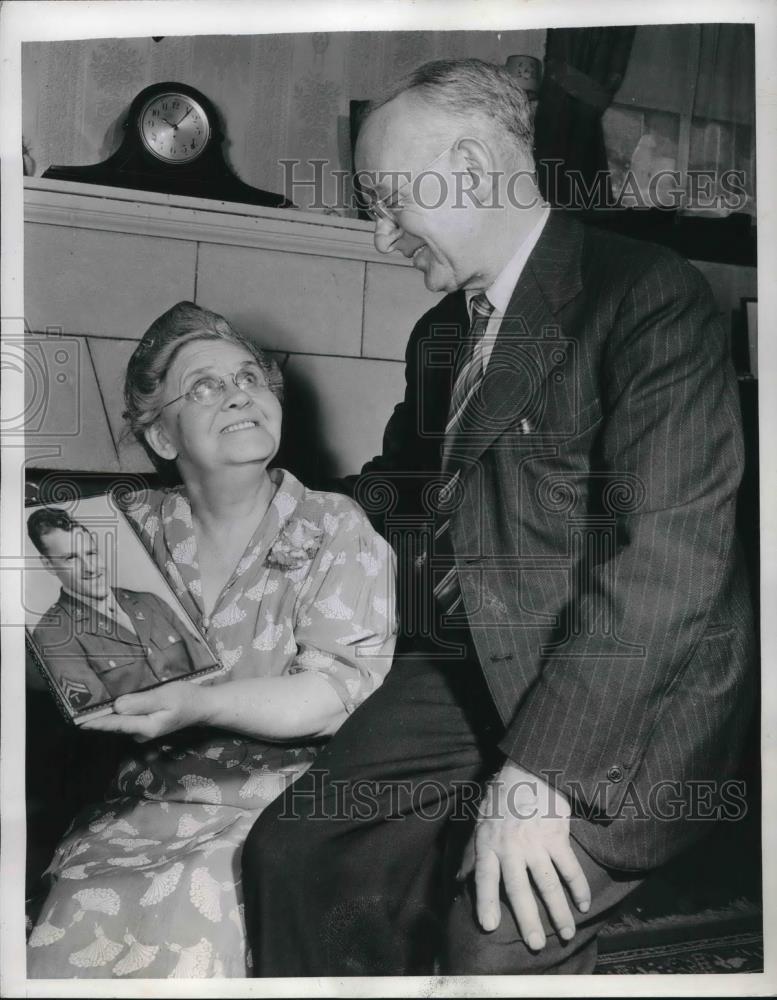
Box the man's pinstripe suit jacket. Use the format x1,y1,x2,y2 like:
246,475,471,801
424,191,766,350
358,210,756,872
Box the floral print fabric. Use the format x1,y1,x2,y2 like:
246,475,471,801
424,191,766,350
27,469,397,978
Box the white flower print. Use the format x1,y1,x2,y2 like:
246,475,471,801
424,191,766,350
143,514,161,546
190,867,229,922
68,923,123,968
139,862,184,907
188,578,202,598
215,642,243,671
116,760,137,791
104,818,139,837
60,864,91,880
238,768,288,802
314,585,354,621
105,854,151,867
272,490,297,519
171,494,193,528
323,512,340,535
211,601,247,629
245,569,277,600
107,837,160,850
236,545,261,577
356,550,383,577
318,549,335,573
165,560,187,594
172,534,197,566
72,888,120,915
176,813,207,838
179,774,222,805
167,937,213,977
297,647,335,670
252,613,284,651
88,811,115,833
112,932,159,975
28,908,66,947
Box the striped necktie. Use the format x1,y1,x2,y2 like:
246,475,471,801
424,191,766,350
432,294,494,615
445,291,495,436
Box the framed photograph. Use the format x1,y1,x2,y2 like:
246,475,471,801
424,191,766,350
24,492,223,724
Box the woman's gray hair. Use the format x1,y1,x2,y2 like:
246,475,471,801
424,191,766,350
123,301,283,472
369,58,534,166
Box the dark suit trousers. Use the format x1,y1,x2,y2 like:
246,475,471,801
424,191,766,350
242,628,644,976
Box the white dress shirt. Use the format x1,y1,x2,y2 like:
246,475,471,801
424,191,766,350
464,203,551,371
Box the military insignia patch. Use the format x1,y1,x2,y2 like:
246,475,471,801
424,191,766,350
60,677,93,709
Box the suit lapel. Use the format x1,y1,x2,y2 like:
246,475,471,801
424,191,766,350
442,211,584,477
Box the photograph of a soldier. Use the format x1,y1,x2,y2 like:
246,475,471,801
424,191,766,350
24,500,218,719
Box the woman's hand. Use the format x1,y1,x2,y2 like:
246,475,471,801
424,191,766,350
80,680,205,742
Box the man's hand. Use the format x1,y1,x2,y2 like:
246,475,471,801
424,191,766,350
79,680,202,742
458,762,591,950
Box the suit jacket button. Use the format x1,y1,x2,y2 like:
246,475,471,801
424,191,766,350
607,765,624,783
108,659,116,668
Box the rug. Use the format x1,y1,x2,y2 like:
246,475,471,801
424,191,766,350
594,902,763,974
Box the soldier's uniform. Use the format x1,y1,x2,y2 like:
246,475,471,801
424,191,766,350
31,587,215,713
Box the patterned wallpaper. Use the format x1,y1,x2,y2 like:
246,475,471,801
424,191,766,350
22,30,546,214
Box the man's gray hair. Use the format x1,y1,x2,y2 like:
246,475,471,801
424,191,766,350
369,58,534,165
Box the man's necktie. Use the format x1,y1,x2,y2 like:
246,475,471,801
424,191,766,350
433,292,495,615
445,291,495,437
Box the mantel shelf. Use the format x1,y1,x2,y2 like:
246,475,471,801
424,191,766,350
23,177,405,267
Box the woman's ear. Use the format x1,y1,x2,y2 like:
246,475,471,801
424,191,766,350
144,420,178,461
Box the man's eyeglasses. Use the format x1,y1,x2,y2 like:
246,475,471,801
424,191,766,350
161,364,270,409
360,143,454,225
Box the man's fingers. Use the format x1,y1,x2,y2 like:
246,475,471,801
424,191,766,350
550,840,592,913
457,835,476,880
525,851,576,941
500,852,546,950
473,847,502,932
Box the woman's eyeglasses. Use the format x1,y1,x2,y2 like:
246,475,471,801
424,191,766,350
161,364,269,409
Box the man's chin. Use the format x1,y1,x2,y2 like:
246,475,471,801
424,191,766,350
422,269,456,294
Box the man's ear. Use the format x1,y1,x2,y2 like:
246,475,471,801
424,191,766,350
144,420,178,461
453,136,498,205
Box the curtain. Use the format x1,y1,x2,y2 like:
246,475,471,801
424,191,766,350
688,24,755,213
534,27,636,209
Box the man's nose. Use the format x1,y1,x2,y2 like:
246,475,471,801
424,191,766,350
373,215,402,255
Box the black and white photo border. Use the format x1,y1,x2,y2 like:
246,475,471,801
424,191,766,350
1,1,775,996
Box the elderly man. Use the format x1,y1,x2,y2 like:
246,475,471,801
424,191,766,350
243,59,754,975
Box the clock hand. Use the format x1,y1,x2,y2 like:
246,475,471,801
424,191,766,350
174,107,193,128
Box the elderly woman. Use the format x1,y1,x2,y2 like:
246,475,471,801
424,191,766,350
27,301,397,978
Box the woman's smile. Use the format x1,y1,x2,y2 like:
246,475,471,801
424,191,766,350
221,418,259,435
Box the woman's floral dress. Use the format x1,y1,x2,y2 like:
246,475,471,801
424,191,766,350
27,469,397,978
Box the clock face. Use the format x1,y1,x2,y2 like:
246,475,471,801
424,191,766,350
139,92,211,164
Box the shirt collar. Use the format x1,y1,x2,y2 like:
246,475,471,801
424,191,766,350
465,204,550,316
59,586,116,620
